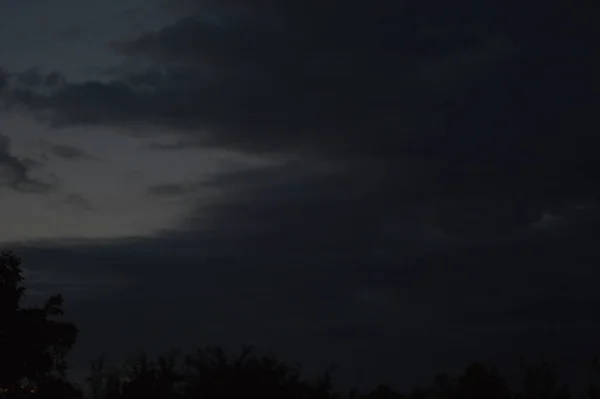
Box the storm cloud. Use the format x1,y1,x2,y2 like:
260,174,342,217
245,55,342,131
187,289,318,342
6,0,599,238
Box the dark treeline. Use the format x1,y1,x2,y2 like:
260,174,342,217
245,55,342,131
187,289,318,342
3,251,600,399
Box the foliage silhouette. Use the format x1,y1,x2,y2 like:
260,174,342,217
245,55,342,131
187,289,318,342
354,361,574,399
0,251,81,398
514,357,571,399
86,345,338,399
85,346,600,399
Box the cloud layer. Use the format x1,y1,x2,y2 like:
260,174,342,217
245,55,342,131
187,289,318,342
4,0,598,238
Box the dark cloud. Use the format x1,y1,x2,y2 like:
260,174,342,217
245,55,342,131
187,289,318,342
56,27,84,41
7,0,599,237
145,139,197,151
63,193,94,212
0,133,57,193
16,68,45,87
146,182,201,197
9,69,66,90
49,144,98,161
0,68,8,91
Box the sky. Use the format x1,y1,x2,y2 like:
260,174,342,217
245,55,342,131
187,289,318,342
0,0,598,391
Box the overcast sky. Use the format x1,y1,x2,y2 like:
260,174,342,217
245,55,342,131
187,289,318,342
0,0,598,391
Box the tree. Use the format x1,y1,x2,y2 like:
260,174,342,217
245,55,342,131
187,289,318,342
432,362,512,399
86,345,339,399
515,357,571,399
0,250,81,398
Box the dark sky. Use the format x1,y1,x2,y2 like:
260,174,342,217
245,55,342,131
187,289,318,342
1,0,599,391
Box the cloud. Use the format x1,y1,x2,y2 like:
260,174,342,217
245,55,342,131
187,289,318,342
145,139,198,151
0,133,57,193
49,144,99,161
7,68,66,90
146,182,202,198
63,193,94,212
0,68,8,91
5,1,598,238
19,256,131,306
527,212,567,233
56,27,84,41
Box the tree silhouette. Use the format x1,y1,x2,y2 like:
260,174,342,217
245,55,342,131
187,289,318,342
356,360,578,399
0,251,81,398
86,345,338,399
428,362,512,399
514,357,571,399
